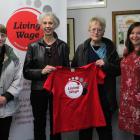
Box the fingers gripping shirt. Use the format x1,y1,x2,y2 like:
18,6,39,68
44,63,106,134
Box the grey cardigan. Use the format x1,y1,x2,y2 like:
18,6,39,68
0,45,23,118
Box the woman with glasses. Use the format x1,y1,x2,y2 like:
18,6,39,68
119,22,140,140
23,12,69,140
71,17,120,140
0,24,22,140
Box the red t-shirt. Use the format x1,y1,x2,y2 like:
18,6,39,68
44,63,106,134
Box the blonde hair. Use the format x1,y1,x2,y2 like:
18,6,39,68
88,17,106,32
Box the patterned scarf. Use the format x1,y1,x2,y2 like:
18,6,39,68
91,42,107,59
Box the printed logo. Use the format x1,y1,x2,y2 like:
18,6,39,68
65,77,88,99
6,7,43,51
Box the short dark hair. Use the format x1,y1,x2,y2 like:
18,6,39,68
0,24,7,34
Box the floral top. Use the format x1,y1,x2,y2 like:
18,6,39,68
119,51,140,135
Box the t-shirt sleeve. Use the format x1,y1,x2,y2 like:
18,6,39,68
97,68,106,84
43,72,54,93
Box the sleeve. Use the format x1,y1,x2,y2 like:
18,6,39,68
97,67,106,84
7,62,23,98
23,44,46,80
62,43,70,67
43,72,54,93
1,92,14,102
71,44,83,67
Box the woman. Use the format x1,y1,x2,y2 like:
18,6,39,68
71,17,120,140
119,22,140,140
0,24,22,140
23,12,69,140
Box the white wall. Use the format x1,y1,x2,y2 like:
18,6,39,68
68,0,140,48
67,0,140,140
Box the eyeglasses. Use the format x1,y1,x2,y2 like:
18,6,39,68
89,28,103,34
0,33,6,38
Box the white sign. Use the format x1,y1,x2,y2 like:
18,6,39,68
0,0,66,140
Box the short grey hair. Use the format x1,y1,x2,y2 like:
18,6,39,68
38,12,60,29
88,17,106,31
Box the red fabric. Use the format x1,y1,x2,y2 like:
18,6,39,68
44,63,106,134
119,52,140,135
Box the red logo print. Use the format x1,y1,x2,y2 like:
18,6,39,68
7,8,43,51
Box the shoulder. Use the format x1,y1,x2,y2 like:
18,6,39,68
5,44,20,66
57,38,67,46
102,37,117,53
102,37,114,46
28,38,43,48
56,38,68,50
77,38,91,51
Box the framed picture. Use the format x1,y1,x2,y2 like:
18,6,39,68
67,18,75,61
112,10,140,57
67,0,106,10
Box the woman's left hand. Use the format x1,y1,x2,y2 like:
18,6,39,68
95,59,105,67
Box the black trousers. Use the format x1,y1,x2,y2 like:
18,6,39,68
79,85,113,140
79,125,112,140
30,90,61,140
0,116,12,140
134,134,140,140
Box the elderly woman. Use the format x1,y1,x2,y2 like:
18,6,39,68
0,24,22,140
23,12,69,140
71,17,120,140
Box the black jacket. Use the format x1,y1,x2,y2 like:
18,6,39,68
71,37,121,112
23,38,69,91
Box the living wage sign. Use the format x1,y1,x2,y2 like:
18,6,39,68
7,7,43,51
0,0,66,140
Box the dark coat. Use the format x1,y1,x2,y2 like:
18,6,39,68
71,37,121,112
23,38,69,91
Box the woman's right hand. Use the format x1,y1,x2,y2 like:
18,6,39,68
41,65,56,75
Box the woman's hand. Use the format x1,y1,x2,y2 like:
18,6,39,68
95,59,105,67
41,65,56,75
0,96,7,107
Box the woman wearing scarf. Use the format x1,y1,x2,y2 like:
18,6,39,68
71,17,120,140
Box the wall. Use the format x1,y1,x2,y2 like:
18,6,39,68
67,0,140,140
68,0,140,48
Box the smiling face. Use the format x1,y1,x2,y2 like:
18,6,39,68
40,15,55,37
89,21,104,44
129,26,140,47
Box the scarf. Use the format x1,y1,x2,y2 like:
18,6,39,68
91,42,107,59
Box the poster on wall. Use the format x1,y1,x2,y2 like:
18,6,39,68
112,10,140,57
0,0,66,140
